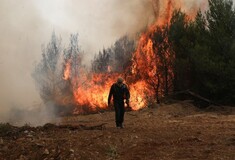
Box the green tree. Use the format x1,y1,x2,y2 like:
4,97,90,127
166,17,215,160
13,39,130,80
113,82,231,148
191,0,235,103
201,0,235,103
168,10,194,91
207,0,235,58
190,10,210,95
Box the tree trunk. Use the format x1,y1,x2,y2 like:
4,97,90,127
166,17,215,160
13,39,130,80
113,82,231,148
156,74,160,104
164,66,168,96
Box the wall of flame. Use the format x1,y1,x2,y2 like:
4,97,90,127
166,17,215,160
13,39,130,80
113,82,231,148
62,0,202,114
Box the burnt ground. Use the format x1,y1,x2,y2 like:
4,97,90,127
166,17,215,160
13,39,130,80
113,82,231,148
0,101,235,160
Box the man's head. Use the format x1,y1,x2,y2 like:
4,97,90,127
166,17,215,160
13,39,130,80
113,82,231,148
117,77,124,84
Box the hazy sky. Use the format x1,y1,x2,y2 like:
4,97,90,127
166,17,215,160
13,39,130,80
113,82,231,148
0,0,233,114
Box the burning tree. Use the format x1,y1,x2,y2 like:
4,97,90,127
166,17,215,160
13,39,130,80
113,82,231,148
33,33,84,114
152,26,175,100
33,0,235,115
33,0,177,114
63,34,85,89
92,35,135,74
92,49,111,73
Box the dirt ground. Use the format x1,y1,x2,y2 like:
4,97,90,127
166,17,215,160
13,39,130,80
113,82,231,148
0,101,235,160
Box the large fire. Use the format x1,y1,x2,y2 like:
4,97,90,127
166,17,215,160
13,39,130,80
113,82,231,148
62,0,199,114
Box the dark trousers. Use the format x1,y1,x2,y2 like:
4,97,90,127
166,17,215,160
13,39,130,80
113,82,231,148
114,101,125,127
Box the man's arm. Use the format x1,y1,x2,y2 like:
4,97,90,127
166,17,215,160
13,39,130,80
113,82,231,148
108,85,114,106
124,85,130,106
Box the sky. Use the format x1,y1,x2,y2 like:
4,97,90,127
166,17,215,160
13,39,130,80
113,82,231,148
0,0,233,124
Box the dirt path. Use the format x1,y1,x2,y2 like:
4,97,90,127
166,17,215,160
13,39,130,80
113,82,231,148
0,102,235,160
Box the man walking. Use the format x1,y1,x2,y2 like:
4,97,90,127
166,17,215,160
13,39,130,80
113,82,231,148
108,77,130,128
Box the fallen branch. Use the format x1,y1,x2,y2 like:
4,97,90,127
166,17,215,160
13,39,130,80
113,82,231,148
169,90,220,107
43,123,107,131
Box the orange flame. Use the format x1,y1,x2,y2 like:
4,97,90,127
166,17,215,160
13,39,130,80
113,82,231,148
107,66,112,73
62,0,201,114
63,61,71,80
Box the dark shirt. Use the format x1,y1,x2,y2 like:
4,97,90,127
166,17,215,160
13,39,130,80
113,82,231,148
108,83,130,104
